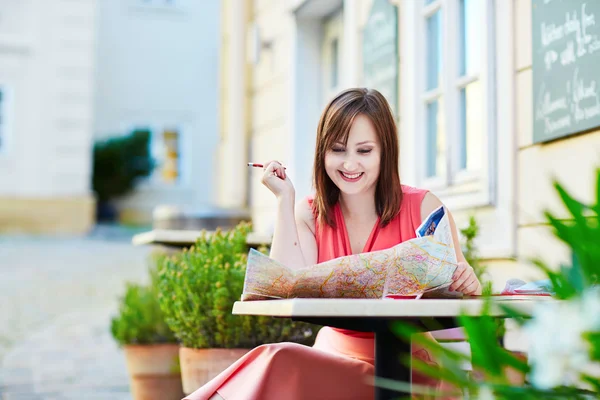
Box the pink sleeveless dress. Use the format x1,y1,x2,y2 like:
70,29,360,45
184,186,429,400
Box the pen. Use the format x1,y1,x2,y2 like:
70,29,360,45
247,163,287,169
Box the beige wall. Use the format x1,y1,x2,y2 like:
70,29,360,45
246,0,295,234
0,0,97,234
0,197,95,235
514,0,599,270
243,0,378,235
216,0,252,211
454,0,598,289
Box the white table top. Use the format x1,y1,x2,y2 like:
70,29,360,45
232,298,553,318
132,229,271,247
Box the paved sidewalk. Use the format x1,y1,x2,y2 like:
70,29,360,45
1,310,132,400
0,230,153,399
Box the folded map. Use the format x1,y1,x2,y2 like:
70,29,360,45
241,206,458,301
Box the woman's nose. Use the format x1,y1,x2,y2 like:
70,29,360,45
343,160,358,171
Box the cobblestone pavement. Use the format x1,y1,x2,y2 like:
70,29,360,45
0,226,154,399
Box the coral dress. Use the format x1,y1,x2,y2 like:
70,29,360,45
184,186,430,400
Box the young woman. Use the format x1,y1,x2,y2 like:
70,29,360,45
185,88,481,400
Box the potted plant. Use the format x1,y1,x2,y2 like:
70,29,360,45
157,221,317,394
111,262,184,400
460,216,507,342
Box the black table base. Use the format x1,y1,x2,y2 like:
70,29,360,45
374,327,410,400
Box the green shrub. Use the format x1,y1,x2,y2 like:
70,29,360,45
157,221,317,349
460,215,487,280
460,215,505,337
92,129,155,203
110,278,178,346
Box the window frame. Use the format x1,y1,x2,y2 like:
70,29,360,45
400,0,516,259
321,9,344,105
0,85,12,156
415,0,496,210
126,123,190,189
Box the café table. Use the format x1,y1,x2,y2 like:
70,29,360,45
232,297,547,400
131,229,271,249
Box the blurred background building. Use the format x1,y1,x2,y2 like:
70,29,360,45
2,0,600,289
0,0,221,233
0,0,97,234
94,0,221,225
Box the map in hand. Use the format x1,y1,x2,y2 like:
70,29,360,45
241,206,458,301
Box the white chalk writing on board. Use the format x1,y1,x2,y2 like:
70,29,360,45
535,2,600,136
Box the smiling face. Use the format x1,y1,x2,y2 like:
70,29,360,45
312,88,401,227
324,114,381,196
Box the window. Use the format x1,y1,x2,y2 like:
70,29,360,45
401,0,514,257
151,127,182,185
0,86,11,154
424,8,445,179
321,10,343,105
417,0,495,205
0,88,4,151
330,38,339,89
130,125,183,186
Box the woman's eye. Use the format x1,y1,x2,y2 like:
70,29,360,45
332,148,345,153
358,149,372,154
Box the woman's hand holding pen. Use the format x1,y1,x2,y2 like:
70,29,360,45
255,161,295,200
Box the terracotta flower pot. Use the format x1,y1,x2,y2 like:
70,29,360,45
123,343,184,400
179,347,249,395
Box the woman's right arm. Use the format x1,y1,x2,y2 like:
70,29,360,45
261,162,318,269
269,196,318,269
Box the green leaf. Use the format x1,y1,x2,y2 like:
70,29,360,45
459,314,502,376
530,258,576,299
110,280,178,346
593,168,600,216
554,182,589,227
374,377,464,399
581,374,600,393
584,332,600,361
409,356,472,387
562,259,585,294
497,304,531,327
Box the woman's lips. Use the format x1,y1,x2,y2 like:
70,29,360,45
339,171,364,182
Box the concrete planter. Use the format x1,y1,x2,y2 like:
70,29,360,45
179,347,249,395
123,344,184,400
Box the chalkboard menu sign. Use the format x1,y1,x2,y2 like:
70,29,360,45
363,0,398,115
533,0,600,143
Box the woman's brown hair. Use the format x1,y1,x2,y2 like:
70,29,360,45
313,88,402,227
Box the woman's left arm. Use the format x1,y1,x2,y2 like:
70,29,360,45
420,192,482,295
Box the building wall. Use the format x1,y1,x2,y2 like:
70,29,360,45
237,0,378,234
0,0,96,234
246,0,296,234
222,0,598,291
94,0,221,224
215,0,252,211
514,0,596,268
